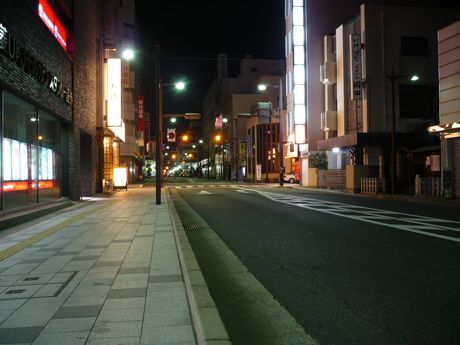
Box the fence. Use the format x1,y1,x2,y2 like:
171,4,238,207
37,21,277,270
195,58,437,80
360,178,385,194
415,175,441,197
318,169,346,190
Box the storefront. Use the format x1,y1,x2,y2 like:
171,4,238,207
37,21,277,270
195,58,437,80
1,91,63,211
1,1,75,212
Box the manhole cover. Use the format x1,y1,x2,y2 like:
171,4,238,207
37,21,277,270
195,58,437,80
184,224,208,231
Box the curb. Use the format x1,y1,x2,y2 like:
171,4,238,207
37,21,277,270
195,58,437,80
167,188,232,345
0,200,74,231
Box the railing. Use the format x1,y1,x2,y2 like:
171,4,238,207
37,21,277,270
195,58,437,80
318,169,346,190
415,175,441,197
361,178,385,194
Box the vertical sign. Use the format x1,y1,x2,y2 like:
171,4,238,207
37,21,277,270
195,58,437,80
103,0,116,49
107,58,122,127
38,0,67,51
138,96,144,131
122,61,130,88
350,34,362,100
217,53,228,79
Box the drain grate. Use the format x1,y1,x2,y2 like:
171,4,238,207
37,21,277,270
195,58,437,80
6,289,25,295
184,224,208,231
24,277,40,281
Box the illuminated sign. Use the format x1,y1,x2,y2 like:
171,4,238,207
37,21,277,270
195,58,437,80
138,96,145,131
113,167,128,188
0,22,73,104
286,0,306,144
109,120,126,142
38,0,67,50
107,58,122,127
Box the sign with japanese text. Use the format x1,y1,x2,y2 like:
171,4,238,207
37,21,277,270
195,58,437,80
350,34,362,100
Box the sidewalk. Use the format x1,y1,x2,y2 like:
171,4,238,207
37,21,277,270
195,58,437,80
0,186,229,345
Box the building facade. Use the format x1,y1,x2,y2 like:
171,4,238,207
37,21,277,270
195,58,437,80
429,19,460,198
0,0,99,213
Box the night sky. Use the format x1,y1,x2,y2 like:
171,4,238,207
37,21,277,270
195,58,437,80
135,0,285,117
134,0,460,131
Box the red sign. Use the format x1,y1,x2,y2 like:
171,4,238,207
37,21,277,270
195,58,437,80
138,96,144,131
38,0,68,51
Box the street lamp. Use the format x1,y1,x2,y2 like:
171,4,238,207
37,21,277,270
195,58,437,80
386,67,419,195
122,47,185,204
258,78,285,186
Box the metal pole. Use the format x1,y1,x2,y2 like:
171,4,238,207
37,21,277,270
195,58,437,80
279,78,284,186
155,57,161,204
390,67,396,195
207,139,210,180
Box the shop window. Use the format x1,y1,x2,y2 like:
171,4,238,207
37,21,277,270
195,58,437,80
2,92,38,210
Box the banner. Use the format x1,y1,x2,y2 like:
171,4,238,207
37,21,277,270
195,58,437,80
138,96,144,131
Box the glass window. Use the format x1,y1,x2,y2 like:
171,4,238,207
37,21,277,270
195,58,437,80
38,110,61,202
2,91,38,210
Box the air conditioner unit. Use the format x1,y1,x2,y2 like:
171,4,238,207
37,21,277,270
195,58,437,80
320,61,337,85
321,111,337,131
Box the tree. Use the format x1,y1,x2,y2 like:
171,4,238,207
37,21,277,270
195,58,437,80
309,152,328,170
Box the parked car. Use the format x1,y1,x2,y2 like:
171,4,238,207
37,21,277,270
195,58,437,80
283,172,298,184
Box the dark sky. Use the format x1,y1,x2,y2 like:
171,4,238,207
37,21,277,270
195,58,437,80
135,0,285,117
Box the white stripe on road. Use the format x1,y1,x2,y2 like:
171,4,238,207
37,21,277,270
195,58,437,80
238,189,460,243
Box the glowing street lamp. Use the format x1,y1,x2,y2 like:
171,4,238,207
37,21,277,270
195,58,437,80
257,78,285,186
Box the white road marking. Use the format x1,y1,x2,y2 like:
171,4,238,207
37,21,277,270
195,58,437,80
198,190,211,195
252,190,460,243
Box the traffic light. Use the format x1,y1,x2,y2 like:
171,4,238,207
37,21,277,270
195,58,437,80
167,129,176,142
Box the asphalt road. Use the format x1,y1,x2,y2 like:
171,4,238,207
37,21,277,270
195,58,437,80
173,184,460,345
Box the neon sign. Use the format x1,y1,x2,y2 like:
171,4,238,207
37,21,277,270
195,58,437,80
38,0,67,50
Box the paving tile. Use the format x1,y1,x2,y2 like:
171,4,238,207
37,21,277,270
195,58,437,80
148,274,182,284
53,305,103,319
92,261,122,268
0,298,27,310
85,337,140,345
71,256,100,261
142,310,191,328
19,258,47,264
63,295,107,307
31,331,89,345
0,285,43,300
85,245,107,249
42,317,96,333
97,307,144,323
0,275,24,287
89,321,142,339
118,267,149,274
107,288,146,299
103,297,145,310
53,251,79,256
111,239,132,243
0,326,44,343
140,325,194,344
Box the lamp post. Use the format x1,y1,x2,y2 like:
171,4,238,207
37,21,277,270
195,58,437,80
386,67,419,195
123,47,186,204
258,78,285,186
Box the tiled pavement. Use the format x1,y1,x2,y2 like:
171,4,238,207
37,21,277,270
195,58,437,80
0,187,198,345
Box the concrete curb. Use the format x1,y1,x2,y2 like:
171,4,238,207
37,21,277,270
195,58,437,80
167,188,232,345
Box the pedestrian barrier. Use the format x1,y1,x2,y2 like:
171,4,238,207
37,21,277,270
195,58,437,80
361,177,385,194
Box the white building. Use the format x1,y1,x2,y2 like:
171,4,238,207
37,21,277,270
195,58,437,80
429,19,460,198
